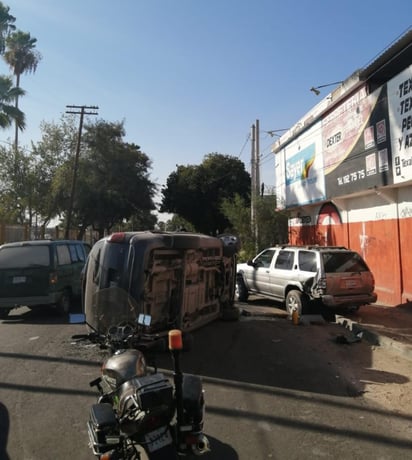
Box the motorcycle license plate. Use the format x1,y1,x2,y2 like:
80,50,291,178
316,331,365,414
145,427,173,453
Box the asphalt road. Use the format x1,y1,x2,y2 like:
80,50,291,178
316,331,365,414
1,304,412,460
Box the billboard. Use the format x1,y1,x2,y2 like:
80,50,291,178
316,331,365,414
388,64,412,184
323,85,393,197
282,121,325,208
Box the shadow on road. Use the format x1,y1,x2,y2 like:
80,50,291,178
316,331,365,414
153,298,409,399
2,302,82,325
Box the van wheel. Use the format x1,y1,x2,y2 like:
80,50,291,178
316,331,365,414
286,290,306,318
235,277,249,302
57,291,71,315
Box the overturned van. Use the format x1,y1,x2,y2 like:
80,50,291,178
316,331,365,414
82,231,240,336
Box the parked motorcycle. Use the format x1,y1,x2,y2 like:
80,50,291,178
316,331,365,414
73,315,210,460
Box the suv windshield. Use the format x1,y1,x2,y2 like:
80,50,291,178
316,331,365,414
0,246,50,268
322,251,368,273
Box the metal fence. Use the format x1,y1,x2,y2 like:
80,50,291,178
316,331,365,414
0,223,96,245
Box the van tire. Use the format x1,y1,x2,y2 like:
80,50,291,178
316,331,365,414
57,291,71,315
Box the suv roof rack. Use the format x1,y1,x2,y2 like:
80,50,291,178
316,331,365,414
275,244,348,250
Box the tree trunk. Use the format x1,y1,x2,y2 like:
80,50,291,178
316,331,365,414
14,72,20,151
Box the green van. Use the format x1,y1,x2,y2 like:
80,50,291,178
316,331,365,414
0,239,91,319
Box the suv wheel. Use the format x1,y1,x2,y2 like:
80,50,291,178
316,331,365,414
235,277,249,302
286,290,306,317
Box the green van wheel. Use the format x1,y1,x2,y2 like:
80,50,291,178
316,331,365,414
57,291,71,315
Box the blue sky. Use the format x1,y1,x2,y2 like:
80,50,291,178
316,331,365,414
1,0,411,212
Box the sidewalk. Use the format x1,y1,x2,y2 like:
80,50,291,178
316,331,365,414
335,303,412,361
238,300,412,362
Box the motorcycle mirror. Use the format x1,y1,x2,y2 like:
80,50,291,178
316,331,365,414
69,313,86,324
137,313,151,327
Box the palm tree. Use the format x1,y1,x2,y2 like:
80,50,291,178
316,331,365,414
3,30,41,148
0,2,15,54
0,74,25,130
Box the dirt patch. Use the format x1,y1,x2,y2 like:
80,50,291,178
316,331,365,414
318,326,412,415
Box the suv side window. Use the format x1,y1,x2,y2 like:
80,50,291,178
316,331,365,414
254,249,275,268
298,250,317,272
56,244,71,266
274,250,294,270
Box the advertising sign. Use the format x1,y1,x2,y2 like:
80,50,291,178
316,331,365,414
323,85,393,197
283,121,325,207
388,64,412,184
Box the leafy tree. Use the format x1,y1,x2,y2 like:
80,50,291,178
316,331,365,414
121,209,158,232
220,193,289,261
3,30,41,148
220,193,254,259
255,194,289,249
29,115,79,227
160,153,251,235
68,120,157,239
0,143,33,224
0,74,24,130
158,215,195,232
0,2,15,54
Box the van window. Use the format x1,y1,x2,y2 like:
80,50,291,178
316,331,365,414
56,245,71,266
69,244,79,262
75,244,86,262
0,246,50,268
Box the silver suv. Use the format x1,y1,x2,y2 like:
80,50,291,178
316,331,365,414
236,245,377,316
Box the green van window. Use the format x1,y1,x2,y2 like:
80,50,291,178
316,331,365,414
0,246,49,268
56,245,71,266
75,244,86,262
69,244,79,262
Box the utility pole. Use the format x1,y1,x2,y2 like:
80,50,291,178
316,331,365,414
255,119,260,251
251,122,256,249
250,119,260,253
64,105,98,239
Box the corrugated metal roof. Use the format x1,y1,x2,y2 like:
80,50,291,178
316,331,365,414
359,27,412,82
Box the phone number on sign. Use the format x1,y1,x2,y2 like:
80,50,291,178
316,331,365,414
337,169,365,185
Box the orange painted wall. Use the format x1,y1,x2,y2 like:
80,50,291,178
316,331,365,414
288,218,410,306
399,218,412,303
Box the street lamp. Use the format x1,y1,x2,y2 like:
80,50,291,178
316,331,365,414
310,81,343,95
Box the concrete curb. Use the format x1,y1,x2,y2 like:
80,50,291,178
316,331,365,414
335,314,412,362
238,303,412,362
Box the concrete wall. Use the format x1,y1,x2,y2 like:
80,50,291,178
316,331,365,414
288,185,412,306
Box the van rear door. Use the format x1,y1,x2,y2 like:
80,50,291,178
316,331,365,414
0,245,52,300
